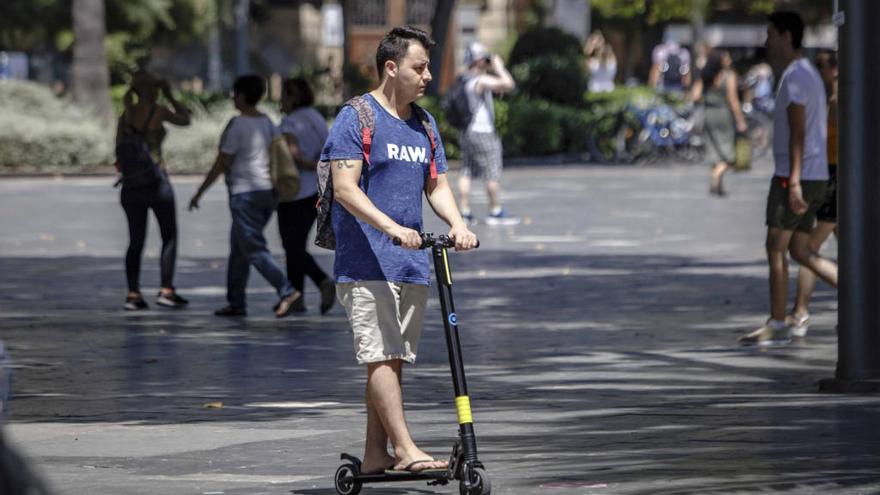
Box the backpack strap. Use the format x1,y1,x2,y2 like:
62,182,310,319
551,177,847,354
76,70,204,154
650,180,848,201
126,104,158,135
412,104,439,179
343,95,376,191
343,96,437,180
346,96,375,167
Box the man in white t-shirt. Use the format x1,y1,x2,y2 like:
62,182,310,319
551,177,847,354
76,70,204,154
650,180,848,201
457,42,519,226
189,75,302,318
739,12,838,345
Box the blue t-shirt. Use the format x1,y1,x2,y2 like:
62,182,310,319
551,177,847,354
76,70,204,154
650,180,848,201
320,94,449,285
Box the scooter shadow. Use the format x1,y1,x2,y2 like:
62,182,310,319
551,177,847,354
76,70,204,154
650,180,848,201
290,487,438,495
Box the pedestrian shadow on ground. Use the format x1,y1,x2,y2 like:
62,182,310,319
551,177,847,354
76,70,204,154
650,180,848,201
2,253,866,494
0,252,839,425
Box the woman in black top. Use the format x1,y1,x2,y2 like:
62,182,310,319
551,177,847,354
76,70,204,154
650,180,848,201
115,70,190,310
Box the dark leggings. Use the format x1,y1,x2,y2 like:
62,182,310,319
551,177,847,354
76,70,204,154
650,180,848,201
277,194,328,293
121,177,177,293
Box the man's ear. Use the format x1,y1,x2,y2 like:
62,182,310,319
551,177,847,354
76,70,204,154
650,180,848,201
385,60,398,79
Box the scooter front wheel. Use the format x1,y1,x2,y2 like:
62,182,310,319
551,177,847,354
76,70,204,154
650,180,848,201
459,467,491,495
334,463,362,495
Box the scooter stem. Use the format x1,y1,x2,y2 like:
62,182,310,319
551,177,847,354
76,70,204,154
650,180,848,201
431,244,479,463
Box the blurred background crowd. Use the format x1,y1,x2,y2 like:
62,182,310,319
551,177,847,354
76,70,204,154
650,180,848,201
0,0,838,173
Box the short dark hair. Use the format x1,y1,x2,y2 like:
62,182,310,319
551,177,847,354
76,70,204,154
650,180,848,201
233,74,265,105
768,11,805,50
375,26,435,80
282,77,315,109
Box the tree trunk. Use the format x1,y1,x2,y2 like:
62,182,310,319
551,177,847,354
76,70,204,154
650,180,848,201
427,0,456,96
71,0,112,125
207,0,223,91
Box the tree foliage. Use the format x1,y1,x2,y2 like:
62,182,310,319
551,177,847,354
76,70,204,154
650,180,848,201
508,27,587,107
1,0,215,82
591,0,804,24
0,0,70,51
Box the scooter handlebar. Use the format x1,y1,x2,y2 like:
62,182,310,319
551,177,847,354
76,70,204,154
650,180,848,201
393,232,479,249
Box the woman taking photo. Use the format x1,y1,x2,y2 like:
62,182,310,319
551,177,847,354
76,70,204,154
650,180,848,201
116,69,191,310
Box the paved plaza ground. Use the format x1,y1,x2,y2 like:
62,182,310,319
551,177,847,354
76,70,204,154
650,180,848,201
1,160,878,495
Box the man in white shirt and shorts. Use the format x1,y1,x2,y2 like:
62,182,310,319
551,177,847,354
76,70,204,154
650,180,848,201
457,42,519,226
739,12,839,345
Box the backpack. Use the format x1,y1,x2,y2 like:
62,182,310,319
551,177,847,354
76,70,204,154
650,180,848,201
314,95,439,250
116,105,163,188
662,51,685,89
440,75,474,130
264,118,301,202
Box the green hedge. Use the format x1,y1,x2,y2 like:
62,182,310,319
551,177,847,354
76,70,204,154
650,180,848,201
423,86,659,160
0,81,113,171
509,27,587,107
0,80,667,172
0,80,281,173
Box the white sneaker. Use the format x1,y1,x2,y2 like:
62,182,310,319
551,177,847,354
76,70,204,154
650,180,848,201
485,209,520,226
787,312,810,338
738,322,791,346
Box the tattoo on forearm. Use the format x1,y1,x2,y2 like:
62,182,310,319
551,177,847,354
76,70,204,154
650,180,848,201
334,160,356,170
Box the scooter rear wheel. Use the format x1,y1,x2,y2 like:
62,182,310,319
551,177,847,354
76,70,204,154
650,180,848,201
459,467,491,495
334,463,362,495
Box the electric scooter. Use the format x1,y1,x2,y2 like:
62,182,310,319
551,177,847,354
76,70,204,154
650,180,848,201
334,233,491,495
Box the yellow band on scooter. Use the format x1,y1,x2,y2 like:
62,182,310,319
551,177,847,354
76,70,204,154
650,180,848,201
455,396,473,424
442,249,452,285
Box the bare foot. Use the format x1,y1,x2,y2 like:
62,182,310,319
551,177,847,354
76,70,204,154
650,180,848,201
393,451,448,472
360,453,395,475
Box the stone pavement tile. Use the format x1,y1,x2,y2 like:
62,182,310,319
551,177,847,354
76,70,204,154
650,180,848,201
2,165,877,495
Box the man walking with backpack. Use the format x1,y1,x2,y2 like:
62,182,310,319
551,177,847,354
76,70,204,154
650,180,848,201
455,42,518,226
320,26,477,474
649,36,691,93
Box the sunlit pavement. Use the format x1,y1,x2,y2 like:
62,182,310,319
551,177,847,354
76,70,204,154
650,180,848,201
2,159,878,495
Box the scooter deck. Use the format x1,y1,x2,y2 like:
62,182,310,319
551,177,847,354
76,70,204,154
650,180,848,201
383,468,449,476
351,468,451,483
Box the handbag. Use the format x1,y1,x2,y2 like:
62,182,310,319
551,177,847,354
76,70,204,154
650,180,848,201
734,133,752,172
266,118,300,202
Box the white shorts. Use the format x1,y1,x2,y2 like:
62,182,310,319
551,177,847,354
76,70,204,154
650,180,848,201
337,281,429,365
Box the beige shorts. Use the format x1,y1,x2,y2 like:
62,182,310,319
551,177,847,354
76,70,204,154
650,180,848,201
337,281,429,365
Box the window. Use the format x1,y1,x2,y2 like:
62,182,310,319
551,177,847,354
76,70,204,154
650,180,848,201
406,0,436,25
352,0,387,26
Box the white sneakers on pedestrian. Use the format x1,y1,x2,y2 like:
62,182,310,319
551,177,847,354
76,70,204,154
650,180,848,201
739,313,811,346
485,209,520,226
738,322,791,346
787,312,810,338
156,291,189,309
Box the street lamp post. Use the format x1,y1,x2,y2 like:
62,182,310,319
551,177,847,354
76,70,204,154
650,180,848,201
820,0,880,393
234,0,250,75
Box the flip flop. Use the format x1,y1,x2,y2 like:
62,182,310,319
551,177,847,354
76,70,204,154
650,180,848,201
387,459,446,473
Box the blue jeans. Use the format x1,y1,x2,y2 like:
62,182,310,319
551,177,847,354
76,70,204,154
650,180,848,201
227,190,293,309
